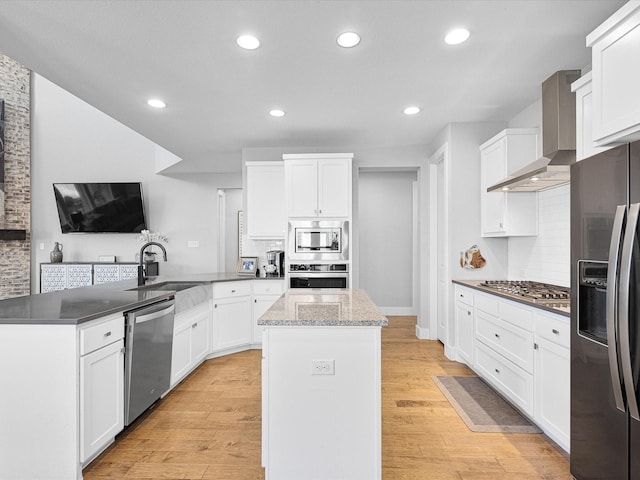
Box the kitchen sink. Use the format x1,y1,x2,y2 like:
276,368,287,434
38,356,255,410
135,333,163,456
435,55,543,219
129,281,209,292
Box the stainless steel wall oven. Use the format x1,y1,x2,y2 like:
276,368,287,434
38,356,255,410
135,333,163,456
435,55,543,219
289,263,349,288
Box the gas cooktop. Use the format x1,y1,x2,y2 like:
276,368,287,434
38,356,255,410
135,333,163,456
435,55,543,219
478,280,570,304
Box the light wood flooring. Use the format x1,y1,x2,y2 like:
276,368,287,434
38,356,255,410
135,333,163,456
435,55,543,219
83,316,570,479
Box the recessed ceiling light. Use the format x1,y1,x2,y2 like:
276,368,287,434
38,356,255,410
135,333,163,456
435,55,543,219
269,109,286,117
237,34,260,50
337,31,361,48
147,98,166,108
403,106,421,115
444,28,470,45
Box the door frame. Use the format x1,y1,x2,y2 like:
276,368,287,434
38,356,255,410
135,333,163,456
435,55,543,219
428,143,450,346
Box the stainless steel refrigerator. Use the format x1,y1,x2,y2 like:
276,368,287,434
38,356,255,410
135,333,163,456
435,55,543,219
571,140,640,479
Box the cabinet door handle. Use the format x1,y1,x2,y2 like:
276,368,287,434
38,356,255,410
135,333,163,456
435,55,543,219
214,304,218,308
104,331,112,337
495,368,500,374
254,299,257,303
467,310,471,316
494,333,500,339
231,289,236,293
192,323,198,328
552,329,560,334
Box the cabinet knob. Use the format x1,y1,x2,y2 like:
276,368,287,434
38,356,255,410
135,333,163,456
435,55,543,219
494,333,500,339
552,329,560,334
467,310,471,316
231,289,236,293
495,368,500,374
214,304,218,308
104,331,111,337
192,323,198,328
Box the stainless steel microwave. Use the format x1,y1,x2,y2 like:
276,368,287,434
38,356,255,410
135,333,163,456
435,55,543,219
287,220,349,261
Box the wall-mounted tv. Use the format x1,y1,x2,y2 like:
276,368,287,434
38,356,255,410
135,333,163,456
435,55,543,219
53,182,148,233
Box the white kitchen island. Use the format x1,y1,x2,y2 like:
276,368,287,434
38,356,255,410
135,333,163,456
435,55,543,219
258,288,388,480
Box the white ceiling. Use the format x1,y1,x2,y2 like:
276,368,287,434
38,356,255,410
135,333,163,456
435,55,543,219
0,0,626,173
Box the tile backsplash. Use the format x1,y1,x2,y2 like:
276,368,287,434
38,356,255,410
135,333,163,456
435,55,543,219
241,236,284,277
508,184,570,287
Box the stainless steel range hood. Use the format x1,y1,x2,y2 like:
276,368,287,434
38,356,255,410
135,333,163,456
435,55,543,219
488,70,581,192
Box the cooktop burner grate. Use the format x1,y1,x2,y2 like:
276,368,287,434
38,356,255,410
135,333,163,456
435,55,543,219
479,280,570,300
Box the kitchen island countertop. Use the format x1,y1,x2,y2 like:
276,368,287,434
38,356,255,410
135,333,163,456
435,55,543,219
258,288,388,327
0,273,282,325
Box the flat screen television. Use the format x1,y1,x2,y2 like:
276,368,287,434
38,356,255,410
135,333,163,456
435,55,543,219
53,182,148,233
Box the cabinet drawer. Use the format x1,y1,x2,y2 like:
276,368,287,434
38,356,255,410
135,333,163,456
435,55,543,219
475,342,534,416
253,280,285,296
213,281,251,298
454,285,473,307
80,313,125,356
500,301,533,331
476,310,534,374
535,312,570,348
475,293,498,316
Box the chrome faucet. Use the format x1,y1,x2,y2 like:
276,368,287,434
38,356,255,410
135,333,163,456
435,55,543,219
138,241,167,285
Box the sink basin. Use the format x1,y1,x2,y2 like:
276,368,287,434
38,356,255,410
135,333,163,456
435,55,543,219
129,281,208,292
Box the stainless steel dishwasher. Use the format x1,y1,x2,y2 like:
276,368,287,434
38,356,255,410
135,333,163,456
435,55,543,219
124,298,175,426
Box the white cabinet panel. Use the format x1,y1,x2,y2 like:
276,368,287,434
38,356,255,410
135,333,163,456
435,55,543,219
588,2,640,146
479,129,538,237
171,302,212,386
286,159,319,217
214,296,252,350
475,341,534,417
284,154,352,218
246,162,286,238
455,300,474,367
572,72,614,161
79,316,125,464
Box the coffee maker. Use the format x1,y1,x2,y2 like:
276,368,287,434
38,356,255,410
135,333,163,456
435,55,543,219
265,250,285,277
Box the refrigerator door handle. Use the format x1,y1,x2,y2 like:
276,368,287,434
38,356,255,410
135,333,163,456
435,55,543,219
606,204,627,413
620,202,640,420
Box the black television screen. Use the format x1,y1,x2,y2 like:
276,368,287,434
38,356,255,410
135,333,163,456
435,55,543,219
53,182,148,233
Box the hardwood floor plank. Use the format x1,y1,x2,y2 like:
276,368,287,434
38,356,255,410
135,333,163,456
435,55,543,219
84,316,570,479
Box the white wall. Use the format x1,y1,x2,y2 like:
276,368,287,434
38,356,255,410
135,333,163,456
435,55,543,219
358,170,417,313
30,74,240,291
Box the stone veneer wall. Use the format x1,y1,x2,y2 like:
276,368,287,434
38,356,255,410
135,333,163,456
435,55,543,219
0,53,31,299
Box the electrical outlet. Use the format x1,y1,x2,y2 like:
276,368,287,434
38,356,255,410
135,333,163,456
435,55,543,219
311,360,335,375
39,243,45,250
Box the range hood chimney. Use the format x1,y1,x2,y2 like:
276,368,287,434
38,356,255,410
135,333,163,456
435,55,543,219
488,69,581,192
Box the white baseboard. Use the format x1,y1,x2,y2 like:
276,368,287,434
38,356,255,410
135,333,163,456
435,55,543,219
415,324,431,339
379,306,417,316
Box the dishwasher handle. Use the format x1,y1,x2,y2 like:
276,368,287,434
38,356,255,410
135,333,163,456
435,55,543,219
135,304,175,324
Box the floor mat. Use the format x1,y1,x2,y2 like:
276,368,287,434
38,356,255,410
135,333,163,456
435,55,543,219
432,375,542,433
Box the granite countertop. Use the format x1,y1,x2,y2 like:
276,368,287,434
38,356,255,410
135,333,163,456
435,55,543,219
0,273,283,326
452,280,570,318
258,288,388,327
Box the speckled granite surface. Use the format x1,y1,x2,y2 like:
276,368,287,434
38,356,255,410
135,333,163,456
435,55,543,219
0,273,282,325
258,288,388,327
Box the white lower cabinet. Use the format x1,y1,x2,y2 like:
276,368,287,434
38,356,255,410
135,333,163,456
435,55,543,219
534,312,570,451
457,283,570,451
212,281,252,352
79,313,125,463
171,301,212,386
251,279,285,345
454,285,474,366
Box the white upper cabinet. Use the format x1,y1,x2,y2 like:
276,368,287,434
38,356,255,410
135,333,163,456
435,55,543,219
284,153,353,218
587,1,640,146
480,129,539,237
571,72,615,161
245,162,286,238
